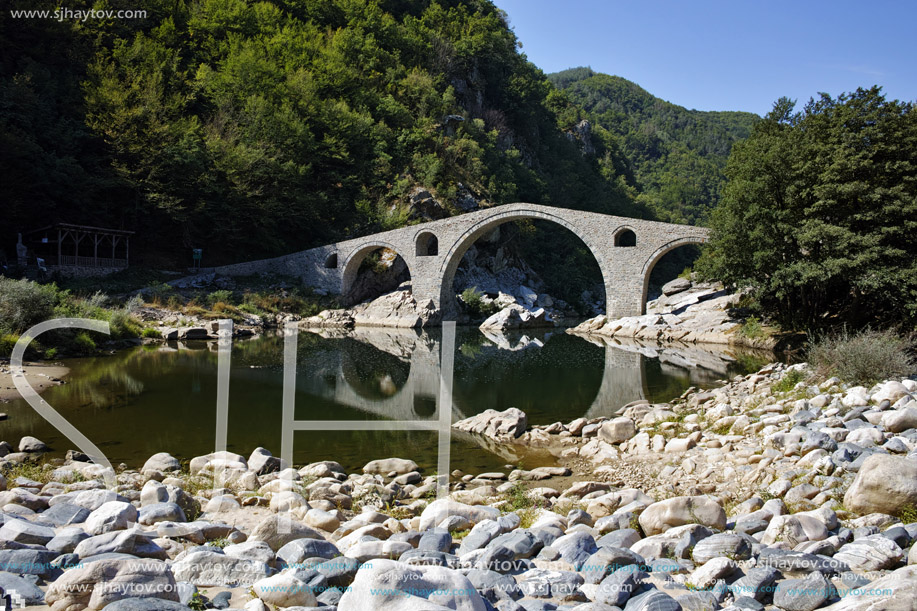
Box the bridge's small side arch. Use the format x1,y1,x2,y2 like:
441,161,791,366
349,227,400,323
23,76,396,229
341,240,413,305
438,207,612,318
415,231,439,256
324,253,338,268
639,236,707,314
613,226,637,247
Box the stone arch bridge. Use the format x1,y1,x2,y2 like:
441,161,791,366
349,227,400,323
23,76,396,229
208,203,709,320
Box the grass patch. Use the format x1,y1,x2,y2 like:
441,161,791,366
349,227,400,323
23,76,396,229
1,461,52,484
516,506,540,529
451,529,471,540
808,328,915,386
898,504,917,524
772,369,806,393
502,481,539,512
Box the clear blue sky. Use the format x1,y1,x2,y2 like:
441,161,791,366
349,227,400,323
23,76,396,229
491,0,916,116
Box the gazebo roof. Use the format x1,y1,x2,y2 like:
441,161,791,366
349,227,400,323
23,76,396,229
25,223,134,236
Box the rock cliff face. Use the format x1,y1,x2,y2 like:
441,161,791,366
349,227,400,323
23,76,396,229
301,289,441,329
570,279,774,348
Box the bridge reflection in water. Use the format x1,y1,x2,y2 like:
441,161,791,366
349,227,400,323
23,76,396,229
244,325,764,424
0,324,767,471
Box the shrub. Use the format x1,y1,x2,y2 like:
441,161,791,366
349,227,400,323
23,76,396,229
460,286,499,319
809,328,915,386
72,332,97,352
145,281,174,304
739,316,767,340
0,278,60,334
141,327,161,338
898,504,917,524
107,309,141,339
206,290,234,306
125,294,144,313
0,334,19,358
85,290,109,309
772,369,806,393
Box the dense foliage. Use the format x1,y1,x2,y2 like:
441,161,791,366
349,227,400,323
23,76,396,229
548,67,759,224
2,0,649,266
809,329,915,386
0,278,141,356
698,87,917,330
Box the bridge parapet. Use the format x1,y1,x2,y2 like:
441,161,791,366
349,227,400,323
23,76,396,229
205,203,710,321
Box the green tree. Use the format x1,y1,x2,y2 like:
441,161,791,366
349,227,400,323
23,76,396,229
698,87,917,330
548,67,759,225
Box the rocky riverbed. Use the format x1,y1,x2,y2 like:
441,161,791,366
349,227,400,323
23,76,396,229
0,362,915,610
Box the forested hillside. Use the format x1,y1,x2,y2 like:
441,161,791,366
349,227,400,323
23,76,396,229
1,0,649,266
549,67,759,224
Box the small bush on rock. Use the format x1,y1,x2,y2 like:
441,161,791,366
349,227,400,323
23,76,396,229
460,286,499,319
809,328,915,386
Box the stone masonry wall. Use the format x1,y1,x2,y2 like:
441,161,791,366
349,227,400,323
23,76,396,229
202,204,710,320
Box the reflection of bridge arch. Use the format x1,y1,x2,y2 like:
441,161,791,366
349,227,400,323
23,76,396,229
228,328,747,427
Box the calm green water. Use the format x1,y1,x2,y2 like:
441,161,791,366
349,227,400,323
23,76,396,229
0,328,769,474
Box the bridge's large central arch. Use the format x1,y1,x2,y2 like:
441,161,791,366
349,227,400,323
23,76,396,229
438,207,612,318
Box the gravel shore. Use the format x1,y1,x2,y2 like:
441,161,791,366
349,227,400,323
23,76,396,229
1,362,916,610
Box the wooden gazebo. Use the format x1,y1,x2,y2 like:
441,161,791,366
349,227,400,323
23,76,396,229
25,223,134,270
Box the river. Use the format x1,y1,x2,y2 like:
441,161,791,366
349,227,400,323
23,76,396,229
0,327,771,474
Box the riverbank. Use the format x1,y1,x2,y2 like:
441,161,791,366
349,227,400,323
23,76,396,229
0,361,915,610
570,278,779,350
0,361,69,402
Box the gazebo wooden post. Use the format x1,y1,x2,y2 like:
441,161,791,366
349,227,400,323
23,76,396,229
27,223,134,270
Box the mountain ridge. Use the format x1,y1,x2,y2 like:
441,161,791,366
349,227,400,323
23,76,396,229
549,66,759,224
